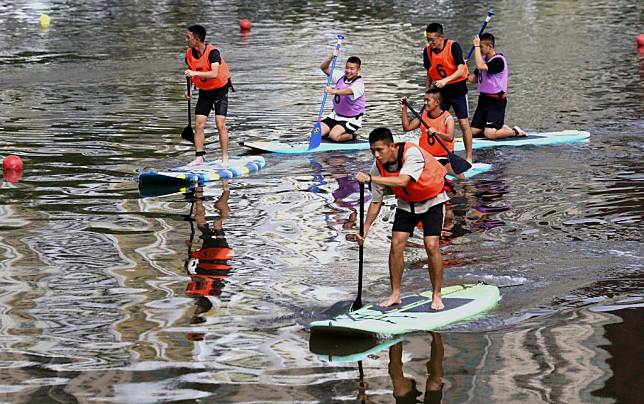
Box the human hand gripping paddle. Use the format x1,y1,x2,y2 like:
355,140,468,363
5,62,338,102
465,10,495,62
350,181,365,311
308,34,345,150
181,77,195,144
402,98,472,174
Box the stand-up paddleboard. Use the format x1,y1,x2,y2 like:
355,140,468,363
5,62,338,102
242,130,589,154
463,130,590,150
138,156,265,186
310,283,500,337
310,333,404,363
242,133,419,154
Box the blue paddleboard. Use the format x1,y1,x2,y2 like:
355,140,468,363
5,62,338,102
138,156,265,186
242,130,590,154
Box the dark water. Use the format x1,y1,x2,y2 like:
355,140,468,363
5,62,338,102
0,0,642,402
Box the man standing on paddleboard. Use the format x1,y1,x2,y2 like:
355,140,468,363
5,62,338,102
319,51,366,142
424,23,474,163
184,25,233,166
468,33,527,139
356,127,448,310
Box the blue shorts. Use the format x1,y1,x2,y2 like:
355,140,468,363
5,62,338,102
440,93,469,120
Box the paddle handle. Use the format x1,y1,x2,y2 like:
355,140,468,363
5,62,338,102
186,77,192,126
316,35,344,121
466,10,495,61
402,99,451,155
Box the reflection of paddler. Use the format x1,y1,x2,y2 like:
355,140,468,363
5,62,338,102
389,333,445,404
333,175,362,209
185,181,232,299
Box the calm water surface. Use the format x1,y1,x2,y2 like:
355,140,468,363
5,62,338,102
0,1,642,402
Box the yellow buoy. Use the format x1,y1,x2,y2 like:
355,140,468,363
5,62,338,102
39,14,51,29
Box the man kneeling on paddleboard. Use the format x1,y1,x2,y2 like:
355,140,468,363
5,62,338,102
468,33,527,139
356,128,448,310
319,52,366,142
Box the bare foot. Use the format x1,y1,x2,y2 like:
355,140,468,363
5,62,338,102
513,126,527,137
379,294,402,308
187,155,205,167
431,294,444,311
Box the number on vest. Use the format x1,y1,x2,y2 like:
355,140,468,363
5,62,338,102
436,64,447,78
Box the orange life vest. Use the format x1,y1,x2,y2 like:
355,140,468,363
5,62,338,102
376,142,447,202
425,39,468,84
186,275,226,297
186,44,231,90
419,110,453,157
191,247,232,261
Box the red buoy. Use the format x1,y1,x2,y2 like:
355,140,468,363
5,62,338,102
3,154,23,171
239,19,252,32
3,169,22,183
637,34,644,47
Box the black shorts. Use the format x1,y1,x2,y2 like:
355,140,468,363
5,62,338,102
195,87,229,117
440,92,469,120
321,117,359,137
392,203,445,237
471,94,507,130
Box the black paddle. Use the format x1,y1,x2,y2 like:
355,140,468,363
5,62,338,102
402,98,472,175
182,77,195,144
350,181,365,312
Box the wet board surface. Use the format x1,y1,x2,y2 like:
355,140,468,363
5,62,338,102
309,283,500,337
138,156,266,186
451,162,492,179
242,130,590,154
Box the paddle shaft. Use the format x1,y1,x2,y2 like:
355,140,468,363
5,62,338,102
465,10,495,61
186,77,192,126
316,39,343,122
351,182,365,311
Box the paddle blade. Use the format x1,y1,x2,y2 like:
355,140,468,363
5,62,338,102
448,152,472,174
182,125,195,144
308,123,322,150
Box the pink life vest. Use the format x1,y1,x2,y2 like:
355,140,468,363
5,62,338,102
333,75,366,118
477,53,508,94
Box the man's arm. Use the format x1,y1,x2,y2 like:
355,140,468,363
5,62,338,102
401,98,421,131
324,86,353,96
320,48,339,76
433,115,455,142
361,200,382,242
472,36,487,71
423,49,433,90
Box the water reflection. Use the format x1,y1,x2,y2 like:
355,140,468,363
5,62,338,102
311,332,446,403
184,182,232,342
387,334,444,404
0,0,642,401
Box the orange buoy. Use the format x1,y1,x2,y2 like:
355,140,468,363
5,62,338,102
239,19,252,32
